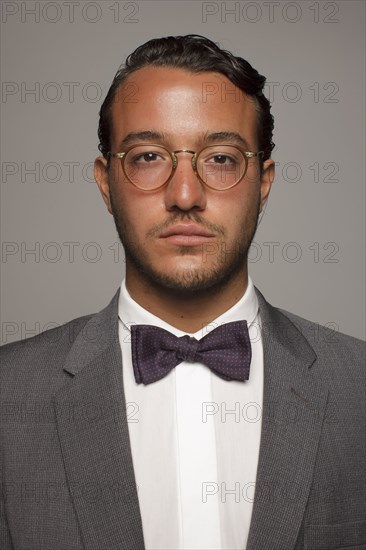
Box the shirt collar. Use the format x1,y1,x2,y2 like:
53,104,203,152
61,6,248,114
118,275,258,339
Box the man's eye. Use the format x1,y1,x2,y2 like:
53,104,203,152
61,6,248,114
207,154,237,165
133,152,161,163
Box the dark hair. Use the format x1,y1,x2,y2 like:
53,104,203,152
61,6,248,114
98,34,274,165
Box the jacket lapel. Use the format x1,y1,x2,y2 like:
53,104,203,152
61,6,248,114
53,290,145,550
247,288,328,549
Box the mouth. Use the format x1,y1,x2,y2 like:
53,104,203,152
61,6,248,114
159,224,216,246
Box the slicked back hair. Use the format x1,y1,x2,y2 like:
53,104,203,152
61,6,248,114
97,35,274,169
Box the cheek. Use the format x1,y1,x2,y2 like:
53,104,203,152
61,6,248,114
115,188,164,229
212,187,256,218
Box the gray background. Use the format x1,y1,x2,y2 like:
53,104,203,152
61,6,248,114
1,0,365,344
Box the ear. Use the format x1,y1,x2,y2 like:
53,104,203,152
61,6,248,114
259,159,275,212
94,156,113,214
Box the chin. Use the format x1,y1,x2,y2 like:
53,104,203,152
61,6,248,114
128,255,247,296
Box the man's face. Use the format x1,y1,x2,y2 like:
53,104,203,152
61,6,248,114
95,67,274,295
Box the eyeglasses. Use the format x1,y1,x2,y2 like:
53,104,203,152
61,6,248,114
108,144,263,191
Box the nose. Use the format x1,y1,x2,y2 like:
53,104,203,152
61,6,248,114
164,151,207,212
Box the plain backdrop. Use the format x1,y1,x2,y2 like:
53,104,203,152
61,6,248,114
1,0,365,344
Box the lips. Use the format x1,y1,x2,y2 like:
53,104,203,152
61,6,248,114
160,224,215,238
159,224,216,246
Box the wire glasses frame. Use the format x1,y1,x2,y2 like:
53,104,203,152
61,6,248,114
108,143,264,191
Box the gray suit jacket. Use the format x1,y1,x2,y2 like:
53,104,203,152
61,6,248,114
1,287,365,550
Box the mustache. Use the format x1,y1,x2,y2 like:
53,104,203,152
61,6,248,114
147,213,225,239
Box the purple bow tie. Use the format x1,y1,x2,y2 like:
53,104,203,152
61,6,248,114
130,320,252,385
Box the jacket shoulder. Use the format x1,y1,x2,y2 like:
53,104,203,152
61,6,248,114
0,312,94,395
255,285,364,380
0,287,121,399
0,312,93,357
255,286,364,354
279,306,364,343
277,306,365,364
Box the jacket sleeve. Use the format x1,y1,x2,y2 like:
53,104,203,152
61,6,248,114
0,484,14,550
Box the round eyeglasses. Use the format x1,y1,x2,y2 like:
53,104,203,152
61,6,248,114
108,144,263,191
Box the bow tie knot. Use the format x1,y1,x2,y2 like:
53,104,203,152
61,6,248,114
175,335,200,363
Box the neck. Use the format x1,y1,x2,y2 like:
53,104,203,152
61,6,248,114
125,267,249,333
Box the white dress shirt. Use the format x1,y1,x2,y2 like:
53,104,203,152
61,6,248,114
117,275,264,550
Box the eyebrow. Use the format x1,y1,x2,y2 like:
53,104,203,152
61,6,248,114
117,131,252,151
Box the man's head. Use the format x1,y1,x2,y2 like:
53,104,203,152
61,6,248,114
94,35,275,300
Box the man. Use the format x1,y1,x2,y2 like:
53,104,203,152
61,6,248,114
1,35,364,550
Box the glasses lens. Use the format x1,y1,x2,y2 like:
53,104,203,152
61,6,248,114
124,145,172,189
197,146,247,189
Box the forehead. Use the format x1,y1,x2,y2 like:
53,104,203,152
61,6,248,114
110,66,258,148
